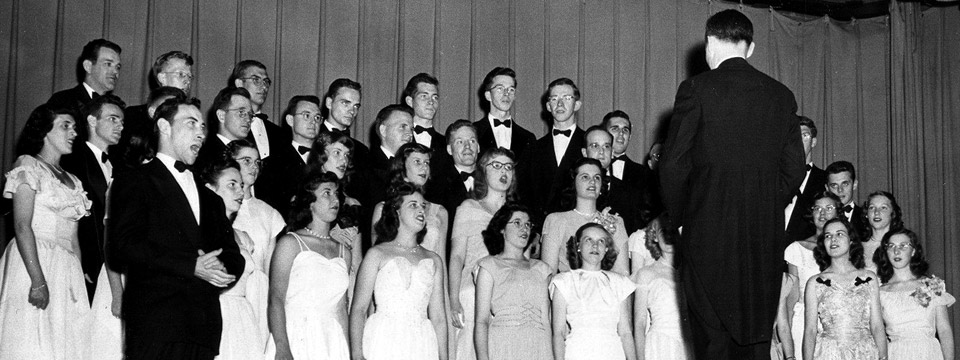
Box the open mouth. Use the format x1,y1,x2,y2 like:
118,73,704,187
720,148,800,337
586,186,597,192
893,257,902,262
415,214,425,223
498,175,508,184
336,165,347,173
331,204,340,210
190,144,200,155
872,217,882,222
829,244,839,249
589,250,600,255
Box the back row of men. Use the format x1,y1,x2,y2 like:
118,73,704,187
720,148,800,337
47,38,870,297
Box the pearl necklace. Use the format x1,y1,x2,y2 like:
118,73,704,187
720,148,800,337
391,242,420,253
573,208,597,218
303,227,331,240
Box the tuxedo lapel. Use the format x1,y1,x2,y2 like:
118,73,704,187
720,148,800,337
80,146,109,204
145,160,201,245
556,128,584,171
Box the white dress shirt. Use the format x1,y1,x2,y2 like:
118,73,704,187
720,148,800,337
155,152,201,224
552,124,575,165
487,115,512,150
85,141,113,185
249,115,271,159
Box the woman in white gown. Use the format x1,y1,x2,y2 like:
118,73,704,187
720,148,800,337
550,223,636,360
351,184,448,360
267,170,357,360
199,158,264,360
633,216,691,360
228,139,285,342
0,105,91,360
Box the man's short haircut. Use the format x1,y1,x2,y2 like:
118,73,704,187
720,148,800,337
282,95,322,124
207,87,252,135
374,104,415,134
152,51,193,77
153,95,201,129
444,119,477,145
601,110,631,130
825,160,857,182
76,94,126,141
401,73,439,103
228,59,267,86
705,9,754,45
76,39,122,82
547,78,581,101
322,78,363,118
149,86,187,104
799,115,818,138
583,124,613,145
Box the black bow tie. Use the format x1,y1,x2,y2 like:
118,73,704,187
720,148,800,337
552,128,572,137
842,204,853,213
327,126,347,134
174,160,190,173
101,152,110,164
612,155,626,163
805,164,812,171
297,146,311,155
91,92,101,100
254,113,269,121
414,125,431,134
493,118,512,128
459,171,474,182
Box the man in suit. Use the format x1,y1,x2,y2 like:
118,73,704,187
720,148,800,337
474,67,536,158
429,120,478,215
120,52,193,168
784,116,828,243
230,60,285,160
368,104,415,204
195,87,253,169
580,125,645,234
47,39,122,117
258,95,322,217
659,10,805,359
602,110,645,186
518,78,585,221
61,94,125,302
403,73,446,156
825,160,867,237
108,95,244,359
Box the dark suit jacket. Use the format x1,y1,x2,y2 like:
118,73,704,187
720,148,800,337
785,165,828,242
367,145,394,205
615,155,646,187
842,203,869,240
474,117,536,158
195,136,230,171
605,177,644,234
46,83,94,117
108,159,244,353
517,127,585,221
60,144,109,301
659,57,805,345
247,114,288,160
430,162,472,219
258,142,308,218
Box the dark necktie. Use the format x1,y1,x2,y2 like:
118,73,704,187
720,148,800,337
552,128,572,137
174,161,190,173
805,164,812,171
100,152,110,164
459,171,474,182
298,146,311,155
493,118,512,128
842,204,853,213
414,125,431,134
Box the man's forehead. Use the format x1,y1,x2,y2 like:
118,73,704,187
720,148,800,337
828,172,852,182
491,75,515,87
586,130,612,143
452,127,477,139
416,82,438,94
608,117,630,128
242,66,267,77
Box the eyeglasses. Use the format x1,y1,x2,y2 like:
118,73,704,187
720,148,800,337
548,95,575,104
161,71,193,81
507,219,534,230
240,75,272,88
297,112,322,123
489,85,516,95
226,108,253,119
885,243,913,251
811,205,837,214
235,157,262,168
587,142,612,152
485,161,515,171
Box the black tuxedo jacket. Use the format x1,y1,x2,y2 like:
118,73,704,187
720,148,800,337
474,117,536,158
247,114,288,160
785,165,828,242
46,83,94,117
518,127,585,220
259,142,308,218
615,155,646,187
367,145,394,205
430,162,472,217
605,176,644,234
61,144,109,300
114,104,155,171
659,57,804,345
842,203,869,240
195,136,229,171
108,159,244,353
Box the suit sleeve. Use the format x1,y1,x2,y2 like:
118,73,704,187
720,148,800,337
659,80,700,225
107,172,196,278
209,195,245,278
778,95,805,207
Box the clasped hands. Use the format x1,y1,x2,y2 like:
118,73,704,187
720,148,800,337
194,249,236,287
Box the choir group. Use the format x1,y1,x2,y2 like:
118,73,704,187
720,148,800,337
0,9,953,360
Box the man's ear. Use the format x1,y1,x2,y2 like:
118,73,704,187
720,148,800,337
581,148,588,158
83,59,94,75
286,114,295,128
405,96,414,108
573,100,582,112
157,118,172,136
811,137,818,149
217,109,227,124
87,114,99,132
447,144,453,156
234,78,244,89
746,42,756,59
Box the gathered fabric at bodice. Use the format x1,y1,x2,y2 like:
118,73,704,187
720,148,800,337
285,233,349,315
815,276,876,342
551,269,635,337
374,257,436,321
482,258,551,330
3,156,91,251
